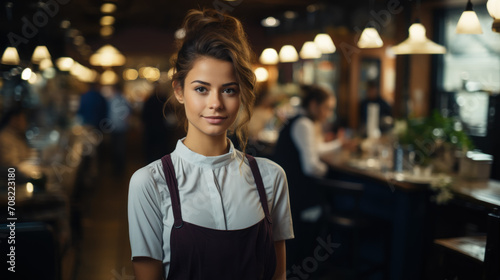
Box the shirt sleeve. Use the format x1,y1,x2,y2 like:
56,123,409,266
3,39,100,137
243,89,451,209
128,167,164,261
291,117,328,177
257,158,294,242
317,139,342,156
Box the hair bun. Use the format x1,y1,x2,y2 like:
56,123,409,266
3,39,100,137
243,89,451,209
180,9,242,44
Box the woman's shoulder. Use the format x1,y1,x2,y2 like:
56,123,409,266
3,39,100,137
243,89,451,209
129,159,164,193
251,155,287,180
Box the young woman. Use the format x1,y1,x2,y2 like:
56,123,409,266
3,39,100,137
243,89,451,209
128,9,293,280
272,85,341,267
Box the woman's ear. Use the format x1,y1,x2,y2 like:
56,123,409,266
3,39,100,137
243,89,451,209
172,81,184,104
308,100,318,117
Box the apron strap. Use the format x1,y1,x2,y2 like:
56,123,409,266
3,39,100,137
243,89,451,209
161,154,184,228
245,154,273,224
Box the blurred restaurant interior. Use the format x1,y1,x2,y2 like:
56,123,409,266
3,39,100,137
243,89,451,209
0,0,500,279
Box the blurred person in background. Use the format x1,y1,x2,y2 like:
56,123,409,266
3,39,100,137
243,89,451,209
76,83,108,183
141,85,182,164
108,84,131,177
77,83,108,130
272,84,345,268
359,80,392,134
0,106,32,167
128,9,293,280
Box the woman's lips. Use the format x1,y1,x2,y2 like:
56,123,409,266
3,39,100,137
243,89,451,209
203,116,228,124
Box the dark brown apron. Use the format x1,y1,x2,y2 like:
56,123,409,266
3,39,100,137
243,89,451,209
161,154,277,279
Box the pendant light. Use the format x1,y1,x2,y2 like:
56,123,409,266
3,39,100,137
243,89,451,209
392,0,446,54
313,33,336,53
299,41,322,59
358,27,384,48
487,0,500,32
1,47,20,65
2,3,19,65
456,0,483,34
259,48,279,65
278,45,299,63
391,21,446,54
358,0,384,48
90,44,126,67
31,45,51,63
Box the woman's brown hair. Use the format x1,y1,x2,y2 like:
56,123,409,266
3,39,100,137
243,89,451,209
169,8,256,155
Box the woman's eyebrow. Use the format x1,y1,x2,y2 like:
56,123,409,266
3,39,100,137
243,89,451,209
191,80,210,85
190,80,239,87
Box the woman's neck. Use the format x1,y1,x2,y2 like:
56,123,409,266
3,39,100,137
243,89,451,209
183,131,229,156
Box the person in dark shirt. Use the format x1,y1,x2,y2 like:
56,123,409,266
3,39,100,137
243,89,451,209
77,83,108,130
359,80,392,134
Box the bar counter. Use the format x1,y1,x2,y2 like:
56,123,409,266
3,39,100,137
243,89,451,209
320,149,499,280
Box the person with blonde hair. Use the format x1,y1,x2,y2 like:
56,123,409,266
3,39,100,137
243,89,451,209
128,9,293,280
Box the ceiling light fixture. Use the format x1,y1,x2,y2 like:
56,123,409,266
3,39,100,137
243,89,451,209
391,0,446,54
358,27,384,48
1,47,20,65
101,3,117,14
90,44,126,67
314,33,336,53
31,45,51,63
261,17,280,27
100,15,115,26
259,48,279,65
391,21,446,54
487,0,500,32
254,67,269,82
278,45,299,63
456,0,483,34
56,57,74,71
299,41,322,59
357,0,384,48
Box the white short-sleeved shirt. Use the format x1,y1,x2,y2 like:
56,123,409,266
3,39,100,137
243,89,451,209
291,116,341,177
128,139,294,277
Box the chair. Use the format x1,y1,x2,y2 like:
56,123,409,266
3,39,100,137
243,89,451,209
313,177,391,279
432,208,499,280
0,222,59,280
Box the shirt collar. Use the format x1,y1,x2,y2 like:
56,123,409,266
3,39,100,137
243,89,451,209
173,137,237,169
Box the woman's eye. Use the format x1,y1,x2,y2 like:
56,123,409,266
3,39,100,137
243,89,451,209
223,88,237,95
195,87,207,93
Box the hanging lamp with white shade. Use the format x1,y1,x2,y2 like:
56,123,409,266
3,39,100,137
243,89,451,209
1,47,20,65
299,41,322,59
487,0,500,32
278,45,299,62
391,21,446,54
313,33,336,53
456,0,483,34
357,0,384,48
56,57,74,71
89,44,126,67
358,27,384,48
31,46,52,63
259,48,279,65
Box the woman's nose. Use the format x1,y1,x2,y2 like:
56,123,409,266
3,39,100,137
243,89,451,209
208,92,223,110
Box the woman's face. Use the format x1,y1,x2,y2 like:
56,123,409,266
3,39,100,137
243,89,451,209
310,96,335,123
174,56,241,139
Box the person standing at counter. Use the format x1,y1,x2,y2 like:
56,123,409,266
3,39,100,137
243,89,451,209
0,106,32,167
128,9,293,280
272,85,342,267
359,80,392,134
